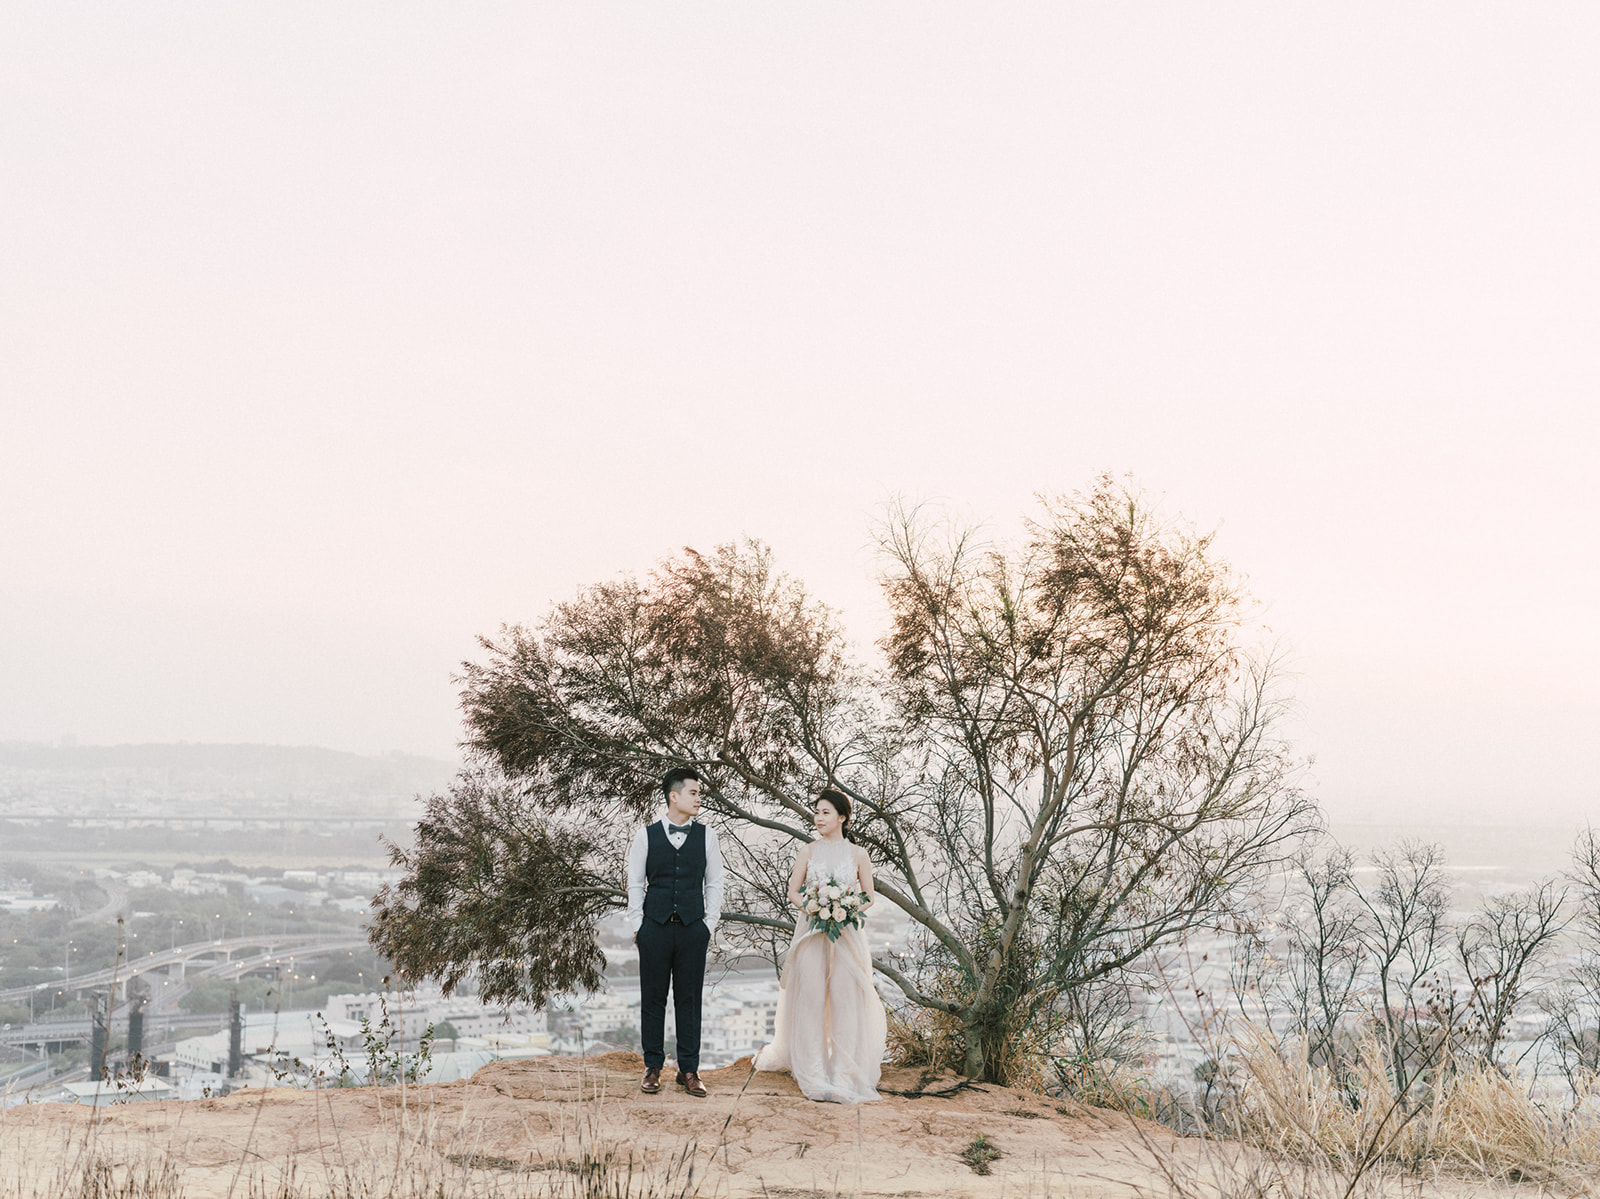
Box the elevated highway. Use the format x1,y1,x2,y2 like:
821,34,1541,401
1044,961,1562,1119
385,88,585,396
0,1010,226,1051
0,934,371,1013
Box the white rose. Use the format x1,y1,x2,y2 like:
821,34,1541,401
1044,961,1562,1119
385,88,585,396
832,905,847,921
824,885,840,901
805,899,820,914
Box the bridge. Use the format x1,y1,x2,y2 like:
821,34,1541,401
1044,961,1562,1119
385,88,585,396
0,933,372,1026
0,1010,228,1051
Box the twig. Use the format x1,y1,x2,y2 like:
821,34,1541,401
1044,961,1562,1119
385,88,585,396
877,1077,988,1099
713,1055,760,1171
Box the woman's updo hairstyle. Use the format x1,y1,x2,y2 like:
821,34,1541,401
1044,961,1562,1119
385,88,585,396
817,788,854,842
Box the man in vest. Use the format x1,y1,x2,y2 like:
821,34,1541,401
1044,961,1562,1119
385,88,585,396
625,766,724,1097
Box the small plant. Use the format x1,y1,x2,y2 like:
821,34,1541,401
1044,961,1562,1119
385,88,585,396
317,1011,355,1086
109,1052,153,1105
959,1133,1001,1175
316,991,436,1087
262,1050,317,1087
1054,1052,1156,1119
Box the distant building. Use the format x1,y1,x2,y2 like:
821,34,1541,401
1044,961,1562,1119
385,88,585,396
0,892,59,914
335,871,397,891
243,882,304,908
56,1078,175,1106
703,981,780,1062
324,988,548,1044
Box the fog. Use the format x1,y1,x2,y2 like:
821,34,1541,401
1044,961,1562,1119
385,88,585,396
3,4,1597,825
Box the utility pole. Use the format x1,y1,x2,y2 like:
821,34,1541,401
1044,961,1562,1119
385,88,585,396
126,977,150,1066
89,994,107,1080
227,989,243,1078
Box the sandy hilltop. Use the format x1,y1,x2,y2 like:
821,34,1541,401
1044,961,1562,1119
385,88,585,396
0,1053,1567,1199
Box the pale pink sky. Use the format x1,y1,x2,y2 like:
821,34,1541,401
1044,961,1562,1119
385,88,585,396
3,5,1597,824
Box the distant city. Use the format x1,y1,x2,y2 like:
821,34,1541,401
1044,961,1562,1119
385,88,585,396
0,743,828,1105
1,742,1589,1108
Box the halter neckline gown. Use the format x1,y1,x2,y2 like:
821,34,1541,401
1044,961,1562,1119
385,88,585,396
753,836,887,1104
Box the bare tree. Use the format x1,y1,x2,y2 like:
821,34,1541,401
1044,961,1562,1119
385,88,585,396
1454,878,1567,1067
1274,845,1365,1071
1353,840,1452,1107
370,478,1315,1081
1539,828,1600,1095
1229,835,1573,1121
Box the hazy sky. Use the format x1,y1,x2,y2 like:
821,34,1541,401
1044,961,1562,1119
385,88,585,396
4,5,1597,825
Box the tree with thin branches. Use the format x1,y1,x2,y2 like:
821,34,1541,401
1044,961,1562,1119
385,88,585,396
370,478,1316,1081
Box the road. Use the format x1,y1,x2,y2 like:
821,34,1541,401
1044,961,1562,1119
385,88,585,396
71,881,126,926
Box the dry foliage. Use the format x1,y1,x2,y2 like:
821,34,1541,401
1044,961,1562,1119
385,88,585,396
884,1000,1052,1093
1221,1022,1600,1190
884,1003,965,1075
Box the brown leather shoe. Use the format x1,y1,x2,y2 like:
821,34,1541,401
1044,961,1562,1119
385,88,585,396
640,1067,662,1094
675,1070,707,1098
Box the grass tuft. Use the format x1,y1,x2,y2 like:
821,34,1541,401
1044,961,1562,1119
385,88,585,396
957,1132,1001,1176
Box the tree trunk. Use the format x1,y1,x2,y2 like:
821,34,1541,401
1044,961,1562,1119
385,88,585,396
963,1033,986,1080
962,1005,1007,1083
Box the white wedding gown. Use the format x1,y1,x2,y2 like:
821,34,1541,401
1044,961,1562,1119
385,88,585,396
753,837,887,1104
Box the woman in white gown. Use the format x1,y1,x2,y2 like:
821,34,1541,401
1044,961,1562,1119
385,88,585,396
754,789,887,1104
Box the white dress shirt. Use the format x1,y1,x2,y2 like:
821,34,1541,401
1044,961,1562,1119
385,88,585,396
624,818,724,936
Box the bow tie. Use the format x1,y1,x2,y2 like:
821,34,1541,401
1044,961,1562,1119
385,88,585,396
668,822,694,832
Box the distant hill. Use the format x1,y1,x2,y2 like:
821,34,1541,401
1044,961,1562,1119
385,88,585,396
0,742,458,816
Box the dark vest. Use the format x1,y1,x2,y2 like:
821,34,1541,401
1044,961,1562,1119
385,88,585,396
643,821,707,925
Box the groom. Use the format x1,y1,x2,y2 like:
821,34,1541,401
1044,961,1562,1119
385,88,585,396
625,766,724,1098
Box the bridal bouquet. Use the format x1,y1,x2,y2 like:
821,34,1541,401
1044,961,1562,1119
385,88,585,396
802,875,869,941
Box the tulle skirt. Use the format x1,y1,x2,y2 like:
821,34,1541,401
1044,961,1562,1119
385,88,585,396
754,919,886,1104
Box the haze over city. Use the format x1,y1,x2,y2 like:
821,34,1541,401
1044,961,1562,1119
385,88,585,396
4,4,1598,826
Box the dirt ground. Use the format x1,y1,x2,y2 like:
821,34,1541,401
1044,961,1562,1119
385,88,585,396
0,1053,1555,1198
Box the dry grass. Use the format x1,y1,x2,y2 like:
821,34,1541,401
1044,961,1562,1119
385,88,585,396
883,1003,964,1075
7,1152,184,1199
1116,1125,1409,1199
10,1034,1597,1199
0,1144,701,1199
1425,1065,1600,1183
1054,1055,1161,1120
1218,1022,1600,1191
883,1003,1050,1092
0,1091,705,1199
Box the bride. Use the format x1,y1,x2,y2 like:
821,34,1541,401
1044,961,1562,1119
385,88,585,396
754,789,887,1104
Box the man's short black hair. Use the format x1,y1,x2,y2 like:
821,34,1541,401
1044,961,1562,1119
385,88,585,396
662,766,703,799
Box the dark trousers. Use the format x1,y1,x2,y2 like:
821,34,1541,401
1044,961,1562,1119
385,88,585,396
637,916,709,1072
